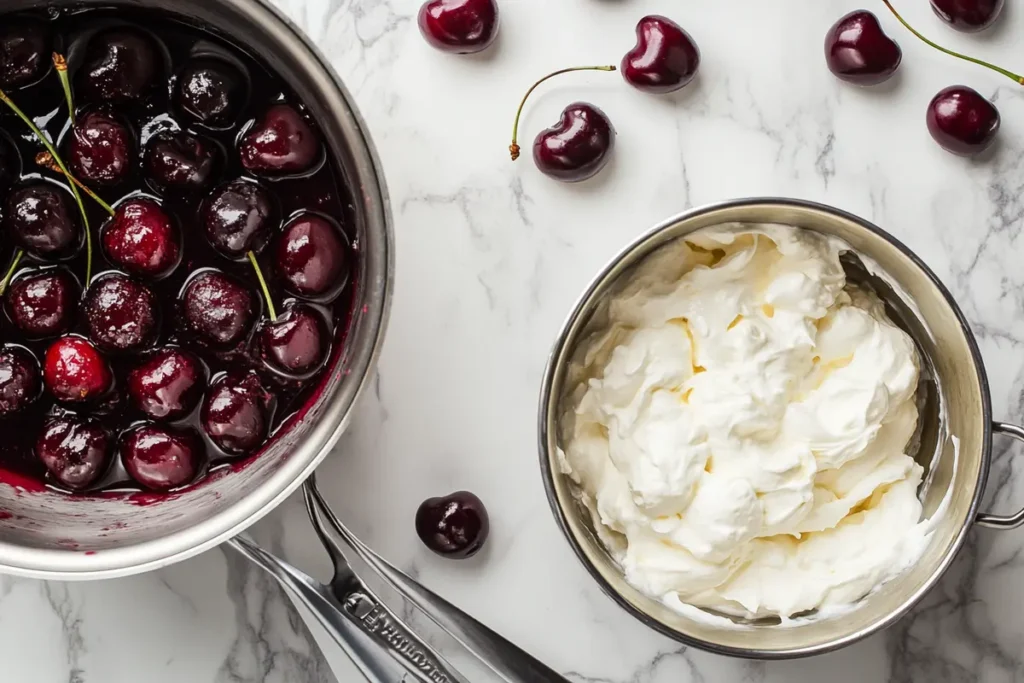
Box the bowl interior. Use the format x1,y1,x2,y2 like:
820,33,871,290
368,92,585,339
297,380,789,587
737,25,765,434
0,0,390,578
542,199,988,657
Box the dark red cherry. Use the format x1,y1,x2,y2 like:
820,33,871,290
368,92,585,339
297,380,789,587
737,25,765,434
202,180,278,259
0,19,51,89
121,425,201,491
927,85,1000,156
43,336,112,403
143,131,219,193
931,0,1004,31
0,132,22,192
101,199,180,278
417,0,499,54
35,417,110,490
825,11,902,85
0,346,40,416
275,214,349,299
82,274,159,353
258,305,328,378
77,27,160,103
179,270,255,347
415,491,490,559
239,105,321,176
4,183,81,259
622,16,700,94
6,269,79,338
175,59,246,127
201,372,270,455
533,103,614,183
67,111,134,187
127,347,203,420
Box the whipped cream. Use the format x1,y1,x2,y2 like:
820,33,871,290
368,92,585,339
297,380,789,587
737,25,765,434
560,224,937,620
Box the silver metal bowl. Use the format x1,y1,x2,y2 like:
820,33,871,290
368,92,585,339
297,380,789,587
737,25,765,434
539,198,1024,658
0,0,392,580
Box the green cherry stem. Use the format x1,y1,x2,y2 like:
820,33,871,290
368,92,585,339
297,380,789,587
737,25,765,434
247,251,277,321
0,88,94,285
882,1,1024,85
510,65,617,161
35,152,115,216
53,53,76,123
0,250,24,297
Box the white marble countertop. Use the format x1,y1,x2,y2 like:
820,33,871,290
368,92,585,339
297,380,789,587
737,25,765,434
6,0,1024,680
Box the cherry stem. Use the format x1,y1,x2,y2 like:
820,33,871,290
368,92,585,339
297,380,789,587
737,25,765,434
35,152,115,216
510,65,617,161
0,250,23,297
882,1,1024,85
52,53,75,124
0,88,94,285
247,250,277,321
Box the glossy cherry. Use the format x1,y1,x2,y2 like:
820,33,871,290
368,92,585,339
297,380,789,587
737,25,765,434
43,336,112,403
415,491,490,559
82,274,159,353
533,103,615,182
275,214,349,298
0,132,21,192
77,27,160,103
175,59,246,127
825,11,902,85
101,199,180,278
622,16,700,94
0,19,50,88
0,346,40,417
3,183,81,259
239,104,321,176
927,85,1000,156
179,270,255,347
6,269,79,338
931,0,1004,32
67,110,134,187
417,0,499,54
202,180,278,259
258,304,328,378
36,417,111,490
121,425,201,491
201,372,270,455
143,131,219,193
126,347,204,420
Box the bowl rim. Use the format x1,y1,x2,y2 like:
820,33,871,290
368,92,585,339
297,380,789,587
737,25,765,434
537,196,992,659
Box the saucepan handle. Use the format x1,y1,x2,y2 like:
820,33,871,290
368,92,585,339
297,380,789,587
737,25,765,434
976,422,1024,530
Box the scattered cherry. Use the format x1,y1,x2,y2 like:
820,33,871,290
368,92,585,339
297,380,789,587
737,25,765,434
101,198,180,278
202,180,278,259
3,182,82,259
143,131,219,193
275,214,349,299
415,491,490,559
67,110,134,187
43,336,112,403
121,424,201,491
201,372,270,455
179,270,256,347
0,18,50,88
82,274,160,352
0,346,40,417
77,27,160,103
0,131,21,191
258,304,328,378
825,10,902,86
418,0,500,54
175,59,246,127
35,417,110,490
239,104,321,176
533,103,615,182
126,347,204,420
622,16,700,94
927,85,1000,156
6,268,79,339
931,0,1004,32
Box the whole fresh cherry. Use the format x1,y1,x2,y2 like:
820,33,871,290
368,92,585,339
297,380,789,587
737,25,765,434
258,304,328,378
825,10,902,85
418,0,499,54
534,103,615,182
622,16,700,94
43,336,112,403
0,132,22,191
179,270,255,347
275,214,350,299
121,425,201,491
126,347,204,420
202,180,278,259
0,19,50,88
67,110,134,187
77,27,160,103
82,274,160,352
35,417,110,490
101,199,180,278
176,59,246,127
927,85,1000,155
4,183,82,259
239,104,321,176
415,491,490,559
0,346,40,416
201,372,270,455
143,131,219,193
6,268,79,338
931,0,1004,32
